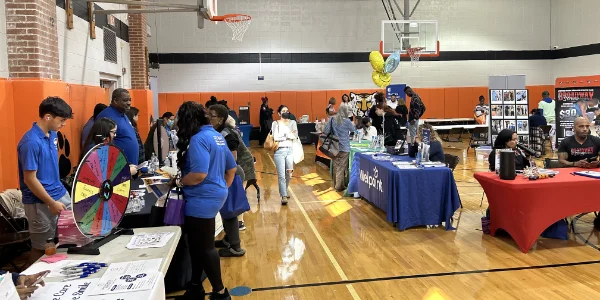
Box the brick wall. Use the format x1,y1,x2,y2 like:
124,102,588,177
128,3,148,89
5,0,60,79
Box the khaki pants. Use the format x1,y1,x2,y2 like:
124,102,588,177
333,151,350,191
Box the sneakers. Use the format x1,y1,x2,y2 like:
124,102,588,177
219,246,246,257
209,288,231,300
214,239,230,248
184,282,206,299
281,196,289,205
238,221,246,231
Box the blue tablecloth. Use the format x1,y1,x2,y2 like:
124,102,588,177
356,153,460,231
238,124,253,147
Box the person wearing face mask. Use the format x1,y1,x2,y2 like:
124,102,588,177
272,105,298,205
161,112,177,150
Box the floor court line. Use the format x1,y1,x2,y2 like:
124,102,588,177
267,154,361,300
251,259,600,293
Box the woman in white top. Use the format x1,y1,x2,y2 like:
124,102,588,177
360,117,378,141
272,105,298,205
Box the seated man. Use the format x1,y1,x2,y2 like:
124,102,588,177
557,117,600,168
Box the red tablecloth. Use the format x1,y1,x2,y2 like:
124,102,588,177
474,169,600,253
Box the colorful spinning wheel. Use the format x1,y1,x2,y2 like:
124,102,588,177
72,144,131,237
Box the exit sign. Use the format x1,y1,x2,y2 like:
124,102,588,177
258,76,264,80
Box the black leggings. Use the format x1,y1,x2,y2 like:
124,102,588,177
185,216,224,292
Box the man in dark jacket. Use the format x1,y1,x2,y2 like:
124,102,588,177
529,108,547,128
405,86,426,142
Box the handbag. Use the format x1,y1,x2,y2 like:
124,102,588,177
163,187,185,225
293,137,304,164
219,175,250,219
319,118,340,158
264,122,279,151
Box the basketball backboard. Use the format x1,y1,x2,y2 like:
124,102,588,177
198,0,217,28
380,20,439,58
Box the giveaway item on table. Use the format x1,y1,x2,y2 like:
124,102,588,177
21,260,91,278
421,161,446,168
60,262,108,282
41,253,68,263
371,154,395,161
125,189,146,214
522,166,558,180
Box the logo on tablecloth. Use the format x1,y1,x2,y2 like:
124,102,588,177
360,167,383,192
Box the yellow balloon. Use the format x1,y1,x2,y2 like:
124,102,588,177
369,51,385,72
372,70,392,88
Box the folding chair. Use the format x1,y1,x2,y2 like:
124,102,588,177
444,154,463,208
468,127,489,153
539,125,554,153
0,195,30,272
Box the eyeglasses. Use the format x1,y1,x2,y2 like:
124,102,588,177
110,130,117,136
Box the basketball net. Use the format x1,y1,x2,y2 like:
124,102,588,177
407,47,424,67
223,14,252,41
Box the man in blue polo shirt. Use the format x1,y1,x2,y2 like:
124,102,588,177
18,97,73,263
96,88,140,169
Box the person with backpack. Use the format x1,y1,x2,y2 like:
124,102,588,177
405,86,426,142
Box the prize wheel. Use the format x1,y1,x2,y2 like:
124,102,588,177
71,144,131,237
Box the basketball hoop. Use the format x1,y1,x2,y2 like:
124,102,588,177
407,47,424,66
212,14,251,41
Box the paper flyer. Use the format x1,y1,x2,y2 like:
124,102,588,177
0,274,19,300
30,278,99,300
88,272,162,296
126,232,175,249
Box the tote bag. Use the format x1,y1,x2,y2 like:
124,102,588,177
293,137,304,164
319,118,340,158
219,175,250,220
264,122,279,151
164,188,185,225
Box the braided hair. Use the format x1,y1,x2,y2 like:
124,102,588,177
176,101,210,171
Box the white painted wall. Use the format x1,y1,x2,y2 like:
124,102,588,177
56,4,131,88
0,0,8,78
551,0,600,80
149,0,554,91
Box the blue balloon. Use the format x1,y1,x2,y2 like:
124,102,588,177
384,51,401,74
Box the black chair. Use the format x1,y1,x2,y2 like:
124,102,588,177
539,125,553,153
444,154,463,208
0,195,30,272
544,158,562,169
468,127,489,153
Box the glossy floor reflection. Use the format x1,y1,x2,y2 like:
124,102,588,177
168,141,600,299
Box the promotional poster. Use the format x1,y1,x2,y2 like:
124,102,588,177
489,89,530,147
555,88,600,144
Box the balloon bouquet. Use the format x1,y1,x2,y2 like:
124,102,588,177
370,51,400,88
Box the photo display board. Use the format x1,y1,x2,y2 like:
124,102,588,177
555,87,600,145
489,89,530,146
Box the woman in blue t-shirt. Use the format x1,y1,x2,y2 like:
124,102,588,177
175,102,237,300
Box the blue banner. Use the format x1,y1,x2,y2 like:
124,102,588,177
358,155,390,212
386,84,407,104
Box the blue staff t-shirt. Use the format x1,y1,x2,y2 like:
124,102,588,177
18,123,67,204
96,106,139,164
183,125,237,219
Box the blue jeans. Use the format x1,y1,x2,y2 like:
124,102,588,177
407,120,419,142
274,147,294,197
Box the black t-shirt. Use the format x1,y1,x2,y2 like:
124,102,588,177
557,135,600,162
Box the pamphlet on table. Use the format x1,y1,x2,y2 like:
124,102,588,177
126,232,175,249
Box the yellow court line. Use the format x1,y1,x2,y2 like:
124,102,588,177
267,154,361,300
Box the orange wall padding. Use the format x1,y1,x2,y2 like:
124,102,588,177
0,79,157,191
157,86,552,125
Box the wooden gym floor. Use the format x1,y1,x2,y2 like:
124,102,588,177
174,140,600,299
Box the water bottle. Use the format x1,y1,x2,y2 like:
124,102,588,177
150,152,159,173
416,144,422,166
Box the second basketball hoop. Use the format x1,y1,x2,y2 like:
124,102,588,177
212,14,252,42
